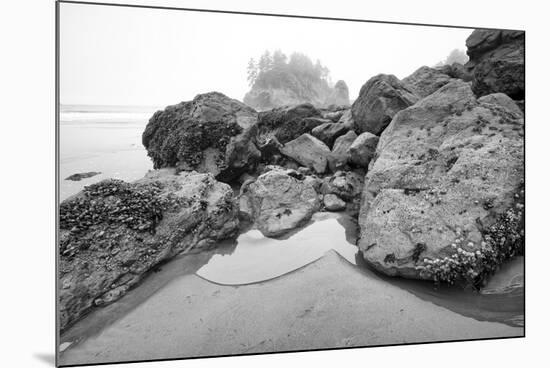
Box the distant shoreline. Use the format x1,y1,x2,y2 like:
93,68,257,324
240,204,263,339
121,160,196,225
60,104,164,113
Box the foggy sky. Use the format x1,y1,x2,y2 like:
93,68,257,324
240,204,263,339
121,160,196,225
59,3,473,106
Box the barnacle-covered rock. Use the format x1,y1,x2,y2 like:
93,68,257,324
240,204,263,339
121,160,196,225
59,169,239,331
357,81,524,283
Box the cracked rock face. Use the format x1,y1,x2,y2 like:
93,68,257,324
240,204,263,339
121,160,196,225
59,169,240,331
239,167,320,237
357,80,524,279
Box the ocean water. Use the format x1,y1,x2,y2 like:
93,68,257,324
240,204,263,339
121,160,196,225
59,105,161,201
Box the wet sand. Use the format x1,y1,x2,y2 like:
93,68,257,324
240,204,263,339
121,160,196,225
59,107,155,200
59,248,522,366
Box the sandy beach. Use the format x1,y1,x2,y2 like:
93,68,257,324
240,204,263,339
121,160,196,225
59,247,522,366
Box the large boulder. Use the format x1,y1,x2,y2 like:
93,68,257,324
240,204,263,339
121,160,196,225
239,168,320,237
311,122,349,148
59,169,240,331
349,132,379,168
351,74,419,135
403,66,453,98
142,92,260,182
328,130,358,172
257,103,325,144
358,80,524,285
280,134,332,174
325,80,350,107
465,29,525,99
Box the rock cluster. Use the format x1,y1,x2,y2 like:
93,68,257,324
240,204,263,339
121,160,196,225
61,27,525,330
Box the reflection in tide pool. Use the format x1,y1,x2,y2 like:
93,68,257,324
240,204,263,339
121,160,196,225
197,212,359,285
196,212,524,327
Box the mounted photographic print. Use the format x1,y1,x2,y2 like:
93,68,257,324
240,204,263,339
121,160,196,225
56,1,525,366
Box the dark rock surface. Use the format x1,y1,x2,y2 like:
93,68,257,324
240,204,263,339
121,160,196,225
438,62,472,82
59,169,240,331
311,122,349,148
239,167,320,237
65,172,101,181
358,80,524,283
142,92,260,182
465,29,525,99
351,74,419,135
257,103,325,144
